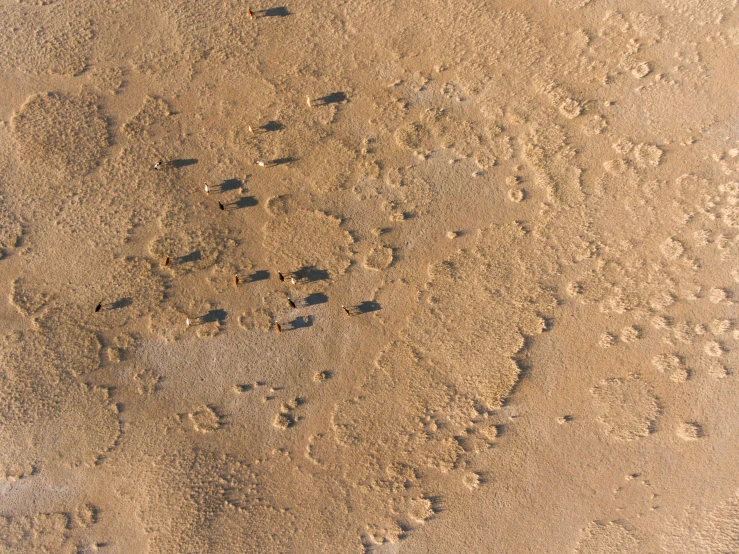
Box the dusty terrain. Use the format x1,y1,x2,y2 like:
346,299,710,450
0,0,738,552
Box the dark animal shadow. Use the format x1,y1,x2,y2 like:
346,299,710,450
110,297,132,310
287,315,313,331
302,292,328,306
258,6,290,17
217,178,243,193
199,309,227,324
245,270,270,282
267,157,296,167
228,196,258,210
179,250,201,264
353,300,381,314
294,266,330,283
316,92,347,106
169,159,198,168
262,120,283,132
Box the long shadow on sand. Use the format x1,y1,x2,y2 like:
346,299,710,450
293,266,329,283
315,92,347,105
110,297,132,310
215,178,244,193
349,300,381,315
302,292,328,306
286,315,313,331
226,196,258,210
245,270,270,282
179,250,201,264
170,159,198,168
262,121,283,132
200,309,227,324
257,6,290,17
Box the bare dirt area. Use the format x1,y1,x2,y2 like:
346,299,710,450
1,0,738,552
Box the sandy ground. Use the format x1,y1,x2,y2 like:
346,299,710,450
0,0,738,552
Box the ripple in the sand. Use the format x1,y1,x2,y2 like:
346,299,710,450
132,446,368,553
407,223,555,409
591,376,659,440
121,95,173,138
188,405,224,433
575,521,641,553
0,332,118,477
149,227,237,273
9,277,52,317
0,3,92,76
0,504,99,552
364,245,394,270
11,91,109,178
263,209,353,278
302,138,357,193
661,487,739,551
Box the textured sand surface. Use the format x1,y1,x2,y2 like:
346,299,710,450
1,0,738,552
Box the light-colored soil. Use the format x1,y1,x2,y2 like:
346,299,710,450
1,0,738,552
